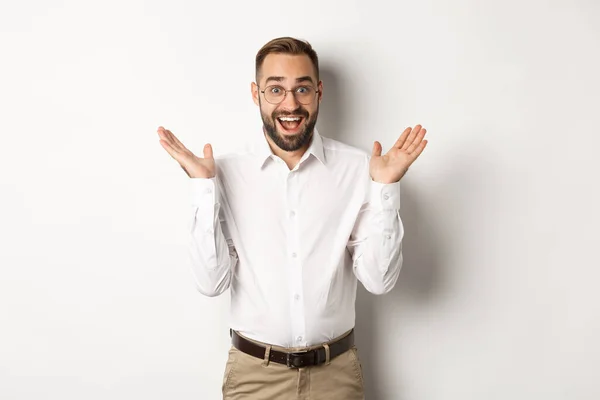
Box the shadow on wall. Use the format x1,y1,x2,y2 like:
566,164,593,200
315,64,352,143
317,63,448,400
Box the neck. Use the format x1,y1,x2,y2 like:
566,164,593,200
263,128,313,170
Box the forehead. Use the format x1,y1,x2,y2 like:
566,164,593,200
260,53,317,83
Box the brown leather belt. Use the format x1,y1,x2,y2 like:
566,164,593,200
230,329,354,368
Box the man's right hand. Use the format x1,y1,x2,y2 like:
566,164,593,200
157,126,215,179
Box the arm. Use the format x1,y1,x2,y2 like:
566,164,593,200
347,176,404,295
188,177,238,297
350,124,427,294
155,126,238,296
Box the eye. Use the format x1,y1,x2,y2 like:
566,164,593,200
269,86,283,94
296,86,309,94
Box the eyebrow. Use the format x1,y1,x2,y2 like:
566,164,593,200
295,76,315,85
264,76,315,85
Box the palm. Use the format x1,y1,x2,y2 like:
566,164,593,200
370,125,428,184
157,126,215,179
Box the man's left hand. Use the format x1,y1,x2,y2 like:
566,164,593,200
370,124,428,184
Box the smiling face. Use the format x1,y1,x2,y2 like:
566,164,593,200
252,53,323,152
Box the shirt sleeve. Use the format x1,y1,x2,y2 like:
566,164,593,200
346,165,405,295
188,177,238,297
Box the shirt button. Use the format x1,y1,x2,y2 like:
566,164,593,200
294,294,300,301
291,252,297,258
205,188,212,194
296,336,303,342
383,194,389,200
385,234,391,239
290,210,296,217
206,228,214,234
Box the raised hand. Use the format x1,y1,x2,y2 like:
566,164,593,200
157,126,215,179
370,124,428,184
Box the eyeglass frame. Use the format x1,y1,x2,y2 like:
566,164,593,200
257,84,321,105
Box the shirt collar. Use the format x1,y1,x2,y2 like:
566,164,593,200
254,128,326,169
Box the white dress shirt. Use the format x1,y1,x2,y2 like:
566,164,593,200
188,129,404,347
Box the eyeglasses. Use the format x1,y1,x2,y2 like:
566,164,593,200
259,85,320,105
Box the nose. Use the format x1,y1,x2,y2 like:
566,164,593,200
279,89,300,110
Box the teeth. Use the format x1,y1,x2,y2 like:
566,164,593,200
279,117,301,121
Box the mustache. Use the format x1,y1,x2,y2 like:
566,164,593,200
272,108,309,119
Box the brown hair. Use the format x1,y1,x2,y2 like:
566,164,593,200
255,37,319,82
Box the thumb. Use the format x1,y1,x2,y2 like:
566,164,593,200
203,143,214,159
372,141,382,157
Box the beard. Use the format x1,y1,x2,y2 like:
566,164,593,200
260,102,319,152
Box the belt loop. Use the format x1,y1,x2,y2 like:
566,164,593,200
323,343,331,365
262,345,272,367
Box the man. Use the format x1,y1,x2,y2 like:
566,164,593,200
157,37,427,399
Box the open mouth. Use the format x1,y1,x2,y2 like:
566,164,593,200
276,116,304,134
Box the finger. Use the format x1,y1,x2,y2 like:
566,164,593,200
405,128,427,154
203,143,214,159
157,126,175,145
161,138,195,175
393,127,412,149
157,126,166,139
165,129,188,152
166,129,184,147
158,129,181,153
158,127,186,154
401,124,422,151
159,139,180,160
372,141,382,157
409,139,428,163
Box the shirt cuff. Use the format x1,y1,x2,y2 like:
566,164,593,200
190,177,218,208
368,179,401,210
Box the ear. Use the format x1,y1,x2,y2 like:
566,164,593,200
251,82,260,106
317,80,323,104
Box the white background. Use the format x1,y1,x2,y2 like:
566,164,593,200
1,0,599,399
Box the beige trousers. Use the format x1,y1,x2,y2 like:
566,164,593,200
222,332,365,400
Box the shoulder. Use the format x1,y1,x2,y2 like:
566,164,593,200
320,135,370,164
212,142,254,162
